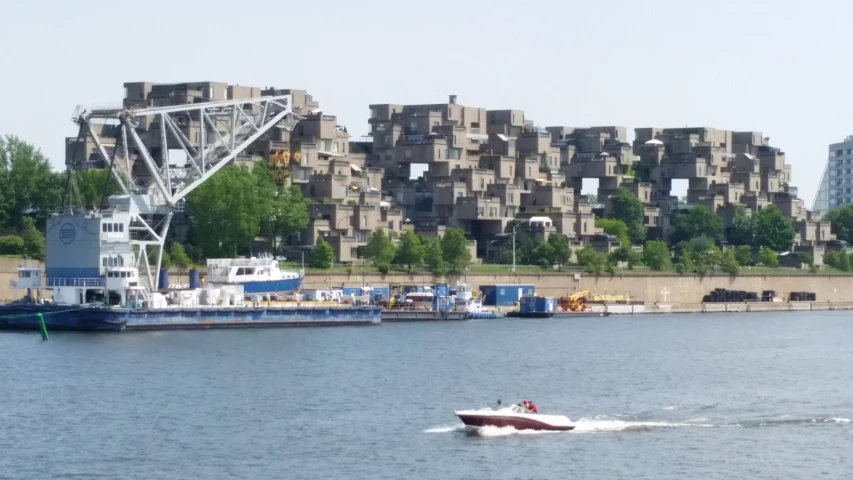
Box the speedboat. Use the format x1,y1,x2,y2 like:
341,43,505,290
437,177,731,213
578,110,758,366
455,405,575,431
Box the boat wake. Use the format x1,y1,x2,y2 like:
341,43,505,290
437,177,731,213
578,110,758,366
424,415,852,436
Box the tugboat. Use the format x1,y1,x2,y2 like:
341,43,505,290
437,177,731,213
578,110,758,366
453,282,503,320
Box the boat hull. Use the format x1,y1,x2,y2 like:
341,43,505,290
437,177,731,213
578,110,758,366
0,304,126,331
455,411,575,431
237,276,303,295
0,304,380,332
506,311,610,318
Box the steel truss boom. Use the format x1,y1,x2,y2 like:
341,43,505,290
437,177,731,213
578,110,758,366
73,94,301,207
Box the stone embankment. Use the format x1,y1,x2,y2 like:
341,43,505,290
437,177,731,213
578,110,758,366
3,257,853,311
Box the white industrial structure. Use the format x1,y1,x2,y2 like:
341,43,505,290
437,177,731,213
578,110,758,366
68,95,303,292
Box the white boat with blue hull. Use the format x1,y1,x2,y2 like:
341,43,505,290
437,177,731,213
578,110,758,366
206,254,303,295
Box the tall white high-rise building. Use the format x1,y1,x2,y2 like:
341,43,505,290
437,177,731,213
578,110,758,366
813,136,853,214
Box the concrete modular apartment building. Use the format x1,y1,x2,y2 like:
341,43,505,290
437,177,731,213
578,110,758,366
65,82,833,264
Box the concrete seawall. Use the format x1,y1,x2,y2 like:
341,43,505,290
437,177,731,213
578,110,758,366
3,257,851,306
300,271,852,305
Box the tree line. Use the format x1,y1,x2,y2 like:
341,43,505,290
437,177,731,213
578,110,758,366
311,228,474,275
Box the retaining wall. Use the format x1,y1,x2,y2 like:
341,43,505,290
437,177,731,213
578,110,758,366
3,257,851,306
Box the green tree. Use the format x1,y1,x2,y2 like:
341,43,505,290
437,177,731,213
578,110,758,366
576,246,606,274
827,204,853,244
734,245,754,266
365,228,396,273
396,230,425,271
759,247,779,268
312,238,334,269
20,217,45,260
677,236,721,275
727,205,755,246
720,249,740,276
0,136,63,230
531,241,556,268
671,205,724,245
595,218,630,246
72,169,120,209
643,240,671,271
752,205,795,252
169,242,191,271
610,188,646,244
0,235,24,255
254,165,309,252
824,249,850,271
186,166,268,258
547,234,572,268
424,237,446,276
441,228,472,274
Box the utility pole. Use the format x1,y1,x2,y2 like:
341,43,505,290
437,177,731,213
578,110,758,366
512,224,517,273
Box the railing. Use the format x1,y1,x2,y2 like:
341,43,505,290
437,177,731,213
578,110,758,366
46,278,105,287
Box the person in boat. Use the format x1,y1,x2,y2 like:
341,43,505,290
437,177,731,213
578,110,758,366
526,400,539,414
492,399,503,410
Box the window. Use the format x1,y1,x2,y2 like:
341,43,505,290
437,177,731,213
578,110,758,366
489,207,497,217
509,193,514,203
385,135,393,146
340,186,347,197
509,166,513,176
477,207,484,216
404,149,412,160
500,288,506,295
362,216,367,226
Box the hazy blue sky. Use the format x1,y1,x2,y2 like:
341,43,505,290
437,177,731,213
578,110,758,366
2,0,851,205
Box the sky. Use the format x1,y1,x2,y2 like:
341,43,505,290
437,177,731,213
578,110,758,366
2,0,852,206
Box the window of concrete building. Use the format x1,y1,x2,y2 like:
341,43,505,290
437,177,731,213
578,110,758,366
340,186,347,197
490,207,497,217
405,149,412,160
584,223,587,232
385,135,393,146
477,207,484,216
509,166,513,177
837,150,844,157
847,149,852,155
370,108,378,118
509,193,514,203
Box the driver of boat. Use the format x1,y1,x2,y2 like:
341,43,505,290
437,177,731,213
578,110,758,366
492,399,503,410
526,400,539,414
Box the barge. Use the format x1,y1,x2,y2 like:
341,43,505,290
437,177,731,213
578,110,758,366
0,196,379,332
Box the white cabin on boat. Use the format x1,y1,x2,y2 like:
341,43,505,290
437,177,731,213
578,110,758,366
206,254,300,284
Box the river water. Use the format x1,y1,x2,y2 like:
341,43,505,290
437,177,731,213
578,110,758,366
1,311,852,479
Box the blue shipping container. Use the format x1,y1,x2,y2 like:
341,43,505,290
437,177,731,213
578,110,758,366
481,284,535,306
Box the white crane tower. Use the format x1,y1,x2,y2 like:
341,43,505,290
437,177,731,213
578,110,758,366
70,94,302,291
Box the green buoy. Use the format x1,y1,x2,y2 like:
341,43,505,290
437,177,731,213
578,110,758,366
37,313,48,341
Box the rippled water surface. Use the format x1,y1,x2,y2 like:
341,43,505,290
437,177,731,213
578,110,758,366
2,311,853,479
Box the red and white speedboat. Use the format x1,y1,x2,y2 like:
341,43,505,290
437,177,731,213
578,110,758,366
455,405,575,431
